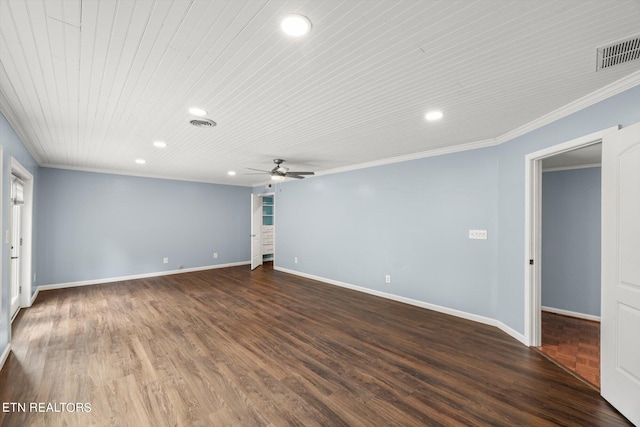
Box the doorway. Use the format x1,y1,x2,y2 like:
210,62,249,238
10,176,23,319
524,127,616,347
250,192,275,270
536,145,602,388
8,158,34,322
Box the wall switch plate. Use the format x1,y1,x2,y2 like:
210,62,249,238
294,257,298,264
213,252,218,259
469,229,488,240
385,275,391,284
163,257,169,264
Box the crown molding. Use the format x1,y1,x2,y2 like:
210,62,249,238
497,70,640,145
306,72,640,179
40,163,252,188
26,71,640,185
542,163,601,173
0,103,45,165
316,138,499,177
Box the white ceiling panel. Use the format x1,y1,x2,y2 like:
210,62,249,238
0,0,639,185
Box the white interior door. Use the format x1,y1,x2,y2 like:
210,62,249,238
250,194,263,270
10,176,24,319
601,122,640,425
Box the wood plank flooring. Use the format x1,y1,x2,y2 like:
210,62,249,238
538,310,601,389
0,264,630,426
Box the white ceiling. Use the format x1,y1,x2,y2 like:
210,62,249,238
1,0,639,186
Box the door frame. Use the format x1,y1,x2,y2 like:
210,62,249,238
251,194,263,270
262,192,276,265
9,188,22,319
9,157,34,315
250,192,276,270
524,126,618,347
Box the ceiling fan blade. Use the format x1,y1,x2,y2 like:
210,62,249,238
286,171,314,175
286,174,306,179
246,168,270,173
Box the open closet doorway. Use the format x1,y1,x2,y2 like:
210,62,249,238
9,157,34,322
525,131,606,387
537,143,602,388
250,192,275,270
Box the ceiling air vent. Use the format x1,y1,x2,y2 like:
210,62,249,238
189,118,217,127
596,35,640,71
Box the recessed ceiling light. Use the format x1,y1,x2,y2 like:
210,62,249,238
425,110,444,121
135,159,146,165
153,141,167,148
188,107,207,117
280,14,312,37
227,171,236,176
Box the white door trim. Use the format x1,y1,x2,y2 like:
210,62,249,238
263,192,275,265
251,194,263,270
524,126,619,347
10,157,34,312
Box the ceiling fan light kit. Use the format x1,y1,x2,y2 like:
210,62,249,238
248,159,315,181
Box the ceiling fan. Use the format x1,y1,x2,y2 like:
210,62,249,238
246,159,315,181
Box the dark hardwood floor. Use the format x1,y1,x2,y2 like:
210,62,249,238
0,264,630,426
539,310,601,389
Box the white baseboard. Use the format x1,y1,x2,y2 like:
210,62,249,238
494,320,527,344
275,267,391,299
0,343,10,372
275,267,527,346
30,288,39,306
542,306,600,322
37,261,251,292
389,293,527,345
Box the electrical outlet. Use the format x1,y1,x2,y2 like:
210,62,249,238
294,257,298,264
163,257,169,264
213,252,218,259
469,229,488,240
385,275,391,284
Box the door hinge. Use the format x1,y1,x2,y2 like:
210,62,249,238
19,285,22,294
529,259,534,265
20,237,23,246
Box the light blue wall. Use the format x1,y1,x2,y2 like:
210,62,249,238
274,84,640,335
495,85,640,332
541,167,601,316
276,147,499,318
1,83,639,357
0,112,40,356
253,183,276,195
36,168,251,285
